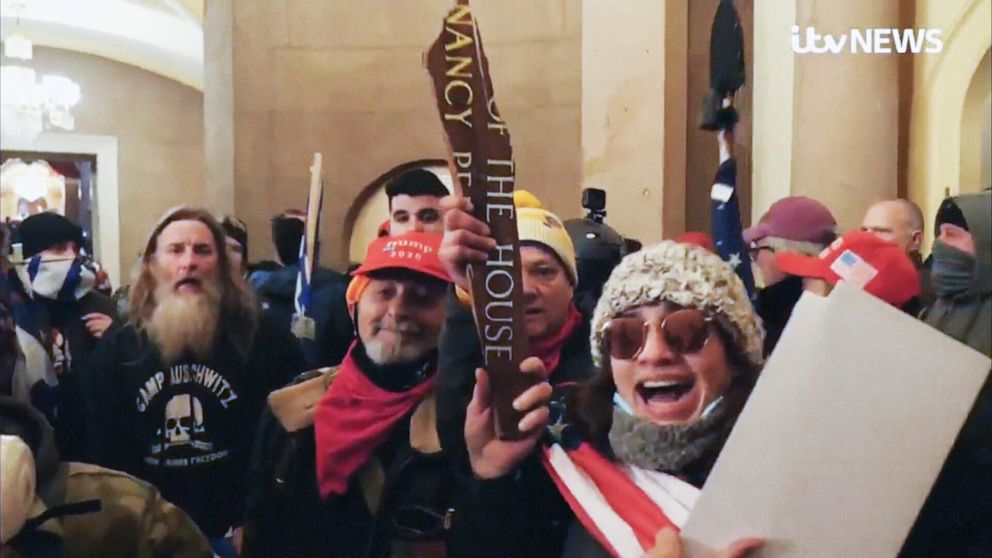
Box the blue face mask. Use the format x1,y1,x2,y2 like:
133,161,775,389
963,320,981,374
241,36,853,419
614,391,726,421
931,240,974,297
613,392,634,415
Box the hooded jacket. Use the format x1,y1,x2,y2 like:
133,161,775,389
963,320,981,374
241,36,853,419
249,264,353,368
904,191,991,557
0,397,212,558
9,285,117,460
921,191,991,356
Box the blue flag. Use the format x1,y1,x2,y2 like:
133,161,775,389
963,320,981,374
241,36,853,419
292,154,324,366
711,158,757,302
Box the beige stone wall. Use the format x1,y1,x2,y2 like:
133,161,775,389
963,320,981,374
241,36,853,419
791,0,902,234
909,0,991,249
25,47,205,280
209,0,582,269
581,0,670,243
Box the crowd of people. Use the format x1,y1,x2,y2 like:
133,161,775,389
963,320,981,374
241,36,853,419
0,162,989,557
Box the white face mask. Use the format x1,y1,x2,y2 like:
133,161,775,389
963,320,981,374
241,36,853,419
15,255,96,301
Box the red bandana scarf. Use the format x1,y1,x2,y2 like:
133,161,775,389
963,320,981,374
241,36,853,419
314,343,435,498
529,303,583,377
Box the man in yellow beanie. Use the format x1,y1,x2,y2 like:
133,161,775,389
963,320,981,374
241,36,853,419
434,190,596,522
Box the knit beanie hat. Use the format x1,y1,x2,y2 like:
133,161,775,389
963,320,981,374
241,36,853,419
590,240,764,369
514,190,577,284
18,212,83,258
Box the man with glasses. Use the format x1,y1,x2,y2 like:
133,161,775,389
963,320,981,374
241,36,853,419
244,232,455,558
8,212,117,460
743,196,837,356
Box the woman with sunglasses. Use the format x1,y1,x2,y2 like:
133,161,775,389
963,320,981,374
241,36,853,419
454,241,764,558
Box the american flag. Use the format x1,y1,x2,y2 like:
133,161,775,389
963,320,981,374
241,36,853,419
711,158,757,302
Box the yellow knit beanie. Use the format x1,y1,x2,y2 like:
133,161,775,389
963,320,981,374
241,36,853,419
513,190,577,284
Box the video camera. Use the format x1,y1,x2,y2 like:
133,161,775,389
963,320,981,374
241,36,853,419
581,188,607,224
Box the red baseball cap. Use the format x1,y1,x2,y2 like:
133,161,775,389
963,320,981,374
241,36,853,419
346,232,450,306
776,231,920,307
743,196,837,245
351,232,450,282
675,231,715,253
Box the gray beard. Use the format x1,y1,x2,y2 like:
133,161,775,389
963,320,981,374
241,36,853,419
147,286,220,363
608,394,736,477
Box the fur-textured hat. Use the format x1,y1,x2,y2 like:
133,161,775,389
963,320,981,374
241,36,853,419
590,241,764,369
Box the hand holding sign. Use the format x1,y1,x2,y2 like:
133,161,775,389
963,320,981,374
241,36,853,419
465,358,552,479
439,194,496,293
427,0,532,439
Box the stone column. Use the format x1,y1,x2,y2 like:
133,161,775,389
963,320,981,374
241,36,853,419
203,0,234,216
791,0,902,231
581,0,691,243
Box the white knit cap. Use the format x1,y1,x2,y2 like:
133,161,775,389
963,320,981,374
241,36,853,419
590,241,764,369
0,435,36,543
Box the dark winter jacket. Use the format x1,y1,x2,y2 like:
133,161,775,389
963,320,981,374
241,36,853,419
435,291,596,476
249,264,353,368
436,292,597,557
83,315,303,538
904,191,992,558
10,289,117,460
243,362,454,558
754,275,803,358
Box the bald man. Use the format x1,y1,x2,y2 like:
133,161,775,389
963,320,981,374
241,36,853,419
862,199,925,260
861,198,932,309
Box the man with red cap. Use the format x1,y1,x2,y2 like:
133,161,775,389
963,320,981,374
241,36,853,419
774,231,921,312
244,232,456,558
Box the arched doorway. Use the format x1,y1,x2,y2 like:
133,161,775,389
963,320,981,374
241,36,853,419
343,160,453,264
960,48,991,193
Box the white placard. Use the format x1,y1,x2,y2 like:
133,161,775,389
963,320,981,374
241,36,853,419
682,284,990,557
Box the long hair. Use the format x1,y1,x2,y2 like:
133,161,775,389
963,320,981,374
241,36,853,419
129,206,259,357
567,320,762,459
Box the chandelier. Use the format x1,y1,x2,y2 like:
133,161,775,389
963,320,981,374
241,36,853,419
1,29,82,145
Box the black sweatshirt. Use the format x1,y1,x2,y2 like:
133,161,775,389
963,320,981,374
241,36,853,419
83,315,303,537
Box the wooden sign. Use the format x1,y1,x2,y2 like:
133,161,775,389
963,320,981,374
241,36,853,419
426,0,532,440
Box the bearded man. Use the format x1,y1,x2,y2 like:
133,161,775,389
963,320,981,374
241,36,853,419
83,207,303,551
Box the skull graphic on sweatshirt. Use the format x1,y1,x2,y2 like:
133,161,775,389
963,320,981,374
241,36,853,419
158,394,213,452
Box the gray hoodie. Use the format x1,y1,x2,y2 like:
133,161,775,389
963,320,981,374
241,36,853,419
904,191,991,557
922,191,991,357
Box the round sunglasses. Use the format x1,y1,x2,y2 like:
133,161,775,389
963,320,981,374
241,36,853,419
602,308,714,360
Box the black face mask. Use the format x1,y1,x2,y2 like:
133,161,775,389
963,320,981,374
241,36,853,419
757,275,804,313
930,240,975,297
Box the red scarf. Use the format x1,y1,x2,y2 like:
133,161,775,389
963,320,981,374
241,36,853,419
314,344,435,499
529,303,582,377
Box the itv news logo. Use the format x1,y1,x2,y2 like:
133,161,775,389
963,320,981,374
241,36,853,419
790,26,943,54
